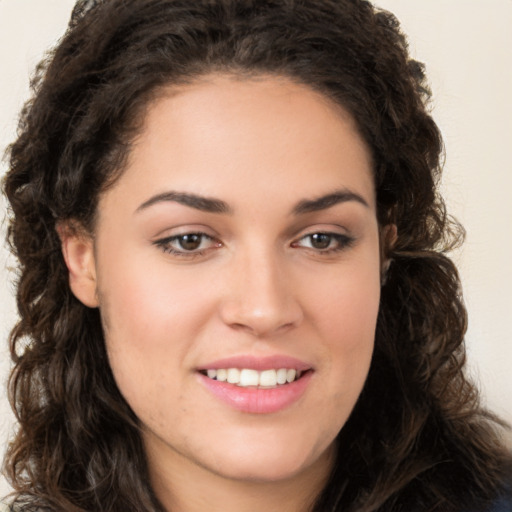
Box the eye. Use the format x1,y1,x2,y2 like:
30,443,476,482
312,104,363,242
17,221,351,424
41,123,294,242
153,232,220,256
292,232,354,253
174,233,205,251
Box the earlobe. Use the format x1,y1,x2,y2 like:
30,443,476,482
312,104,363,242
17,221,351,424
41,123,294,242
57,222,99,308
382,223,397,251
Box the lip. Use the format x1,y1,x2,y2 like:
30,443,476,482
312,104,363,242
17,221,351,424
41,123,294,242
197,354,313,372
197,355,314,414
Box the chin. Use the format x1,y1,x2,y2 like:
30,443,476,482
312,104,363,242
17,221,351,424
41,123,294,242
205,435,334,484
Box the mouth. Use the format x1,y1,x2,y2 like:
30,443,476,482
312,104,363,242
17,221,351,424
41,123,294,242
197,356,314,413
198,368,308,388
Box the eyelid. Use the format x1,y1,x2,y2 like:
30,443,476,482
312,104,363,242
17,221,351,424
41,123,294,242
291,228,356,253
153,231,222,258
151,224,356,258
151,223,217,239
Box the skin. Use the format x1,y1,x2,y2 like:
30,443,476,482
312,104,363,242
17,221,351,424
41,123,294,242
61,74,384,512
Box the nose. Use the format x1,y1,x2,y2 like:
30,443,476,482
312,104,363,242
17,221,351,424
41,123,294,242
218,248,303,337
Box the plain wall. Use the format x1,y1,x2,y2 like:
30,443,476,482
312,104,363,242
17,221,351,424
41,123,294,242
1,0,511,498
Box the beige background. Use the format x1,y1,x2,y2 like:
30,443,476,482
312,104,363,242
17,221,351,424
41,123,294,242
1,0,511,498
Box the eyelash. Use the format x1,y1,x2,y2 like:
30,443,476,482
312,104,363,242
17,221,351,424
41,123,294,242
153,231,355,258
291,232,355,253
153,233,219,258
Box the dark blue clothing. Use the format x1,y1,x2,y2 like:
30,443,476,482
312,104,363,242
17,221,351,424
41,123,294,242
486,493,512,511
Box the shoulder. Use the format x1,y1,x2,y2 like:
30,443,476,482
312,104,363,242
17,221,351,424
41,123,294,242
484,493,512,512
469,485,512,512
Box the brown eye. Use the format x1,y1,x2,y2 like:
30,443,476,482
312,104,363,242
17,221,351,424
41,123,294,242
178,234,203,251
292,231,355,253
154,232,219,256
309,233,332,249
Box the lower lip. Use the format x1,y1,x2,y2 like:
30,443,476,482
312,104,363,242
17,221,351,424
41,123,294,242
198,371,313,414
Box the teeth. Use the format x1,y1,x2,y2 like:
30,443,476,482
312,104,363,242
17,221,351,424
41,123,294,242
227,368,240,384
276,368,287,385
259,369,277,387
203,368,304,387
240,369,259,386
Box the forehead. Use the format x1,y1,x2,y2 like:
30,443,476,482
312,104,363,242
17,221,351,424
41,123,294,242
103,74,375,214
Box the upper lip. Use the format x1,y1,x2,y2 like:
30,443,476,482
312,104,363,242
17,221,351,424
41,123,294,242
197,355,313,372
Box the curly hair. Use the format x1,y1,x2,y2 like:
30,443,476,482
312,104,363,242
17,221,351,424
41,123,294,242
3,0,510,511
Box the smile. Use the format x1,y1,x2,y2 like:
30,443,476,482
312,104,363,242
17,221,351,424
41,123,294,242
201,368,303,388
198,361,313,413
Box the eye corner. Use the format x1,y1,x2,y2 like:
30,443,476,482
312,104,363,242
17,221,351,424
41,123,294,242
291,231,356,254
153,231,222,259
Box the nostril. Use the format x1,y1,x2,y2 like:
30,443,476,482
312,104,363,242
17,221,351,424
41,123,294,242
226,319,298,338
218,272,304,336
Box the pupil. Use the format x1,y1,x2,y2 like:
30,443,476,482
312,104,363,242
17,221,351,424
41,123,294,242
311,233,331,249
179,234,202,251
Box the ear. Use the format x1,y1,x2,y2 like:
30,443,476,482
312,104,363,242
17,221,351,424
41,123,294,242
380,223,397,284
56,222,99,308
381,223,397,253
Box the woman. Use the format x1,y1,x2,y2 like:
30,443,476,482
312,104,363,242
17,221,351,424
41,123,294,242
2,0,511,511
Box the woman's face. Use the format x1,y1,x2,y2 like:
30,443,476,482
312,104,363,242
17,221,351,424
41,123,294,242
66,75,381,486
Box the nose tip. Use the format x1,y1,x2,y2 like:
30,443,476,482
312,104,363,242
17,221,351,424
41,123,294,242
218,256,303,337
225,306,299,337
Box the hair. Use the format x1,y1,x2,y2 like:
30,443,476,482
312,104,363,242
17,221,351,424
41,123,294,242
2,0,511,511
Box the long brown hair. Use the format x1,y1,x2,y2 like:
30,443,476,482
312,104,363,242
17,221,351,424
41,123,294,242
3,1,510,510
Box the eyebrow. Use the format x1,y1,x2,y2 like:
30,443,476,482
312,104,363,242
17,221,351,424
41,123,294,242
135,188,369,216
136,191,232,214
292,189,369,215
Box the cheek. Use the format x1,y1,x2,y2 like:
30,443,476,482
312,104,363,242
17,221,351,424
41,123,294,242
310,254,381,348
95,249,215,398
98,244,211,337
305,255,381,412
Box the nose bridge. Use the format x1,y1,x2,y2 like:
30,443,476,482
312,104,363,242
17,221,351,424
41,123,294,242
219,241,302,336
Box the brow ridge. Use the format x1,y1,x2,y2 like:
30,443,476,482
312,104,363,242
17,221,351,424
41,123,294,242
136,191,231,214
292,189,369,215
136,188,368,216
